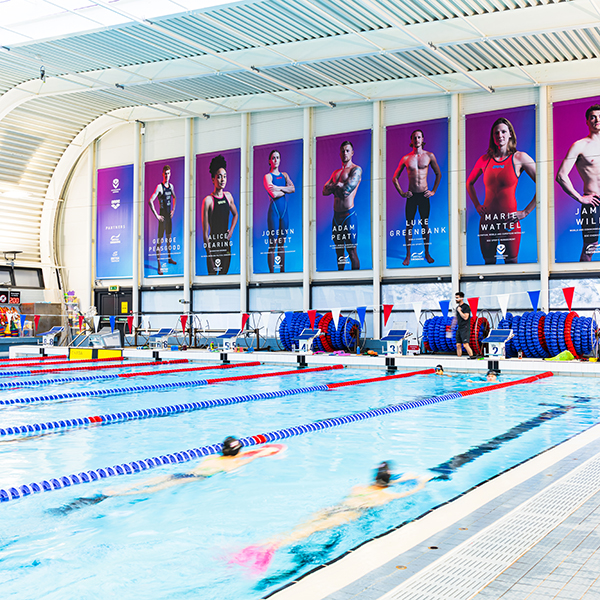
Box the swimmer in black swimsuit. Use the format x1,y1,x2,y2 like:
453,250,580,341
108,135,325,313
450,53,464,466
264,149,295,273
392,130,442,266
148,165,177,275
50,437,284,515
230,462,431,573
202,155,239,275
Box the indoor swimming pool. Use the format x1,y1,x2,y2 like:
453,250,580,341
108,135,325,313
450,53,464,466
0,360,599,599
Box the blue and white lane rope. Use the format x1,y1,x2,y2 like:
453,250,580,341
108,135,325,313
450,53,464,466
0,385,329,436
0,372,551,502
0,374,119,389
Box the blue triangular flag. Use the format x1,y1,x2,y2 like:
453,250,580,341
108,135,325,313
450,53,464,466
527,290,540,311
20,314,26,330
356,306,367,328
109,315,116,332
439,299,450,317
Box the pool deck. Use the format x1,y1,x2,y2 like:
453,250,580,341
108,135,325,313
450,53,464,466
7,344,600,600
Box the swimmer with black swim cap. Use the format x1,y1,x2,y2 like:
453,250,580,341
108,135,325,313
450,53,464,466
222,435,242,456
434,364,451,377
374,461,392,486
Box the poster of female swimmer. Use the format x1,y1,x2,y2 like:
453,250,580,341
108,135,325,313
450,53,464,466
386,118,449,269
315,130,372,272
252,139,303,274
195,149,241,277
465,106,537,266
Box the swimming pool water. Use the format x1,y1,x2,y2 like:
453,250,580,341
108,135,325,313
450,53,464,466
0,364,599,599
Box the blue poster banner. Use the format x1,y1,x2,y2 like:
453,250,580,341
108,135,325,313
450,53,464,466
144,157,185,278
96,164,133,279
465,105,537,266
315,130,372,272
386,118,449,269
252,140,303,274
195,149,241,276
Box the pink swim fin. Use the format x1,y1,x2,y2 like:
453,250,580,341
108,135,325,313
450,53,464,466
229,543,277,574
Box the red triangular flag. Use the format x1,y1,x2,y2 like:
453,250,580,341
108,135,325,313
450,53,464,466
78,315,84,330
180,314,188,332
383,304,393,326
467,297,479,317
34,315,40,333
563,287,575,311
241,313,250,330
307,310,317,329
127,315,134,334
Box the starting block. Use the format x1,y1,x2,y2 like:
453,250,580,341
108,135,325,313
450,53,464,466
89,327,121,348
381,329,410,356
38,326,64,347
295,328,321,354
217,329,242,352
148,328,173,349
482,329,514,359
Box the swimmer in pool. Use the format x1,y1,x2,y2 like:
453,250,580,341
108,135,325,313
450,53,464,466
434,364,452,377
229,462,431,574
467,370,498,383
51,437,284,514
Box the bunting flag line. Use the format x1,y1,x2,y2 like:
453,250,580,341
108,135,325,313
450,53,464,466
383,304,393,326
180,314,188,332
562,287,575,311
356,306,367,329
527,290,540,311
412,301,423,326
260,312,272,336
332,308,341,329
439,299,450,317
241,313,250,331
34,315,40,333
93,316,101,333
109,316,116,332
307,310,317,329
127,315,134,334
20,314,27,331
497,294,510,318
467,297,479,318
78,315,85,331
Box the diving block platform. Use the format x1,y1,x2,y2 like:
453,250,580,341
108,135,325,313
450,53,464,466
381,329,410,356
37,326,64,348
482,329,514,359
295,328,322,354
148,328,173,350
217,329,242,352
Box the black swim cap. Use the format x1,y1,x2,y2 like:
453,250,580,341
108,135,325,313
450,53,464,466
486,369,497,377
435,365,443,371
222,436,242,456
374,461,392,486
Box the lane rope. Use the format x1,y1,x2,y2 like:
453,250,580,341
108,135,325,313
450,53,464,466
0,371,552,502
0,364,343,406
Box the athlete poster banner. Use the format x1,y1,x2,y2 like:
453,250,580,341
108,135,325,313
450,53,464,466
554,97,600,263
465,105,537,266
144,157,184,278
195,149,241,276
386,118,449,269
252,140,303,274
315,130,372,272
97,164,134,279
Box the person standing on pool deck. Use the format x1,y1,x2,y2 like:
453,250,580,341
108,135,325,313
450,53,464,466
466,117,536,264
556,104,600,261
264,149,295,273
52,437,284,513
392,129,442,266
323,141,362,270
455,291,475,358
229,461,431,574
202,155,238,275
148,164,177,276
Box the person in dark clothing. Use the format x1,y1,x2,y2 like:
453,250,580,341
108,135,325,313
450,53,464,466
455,291,475,358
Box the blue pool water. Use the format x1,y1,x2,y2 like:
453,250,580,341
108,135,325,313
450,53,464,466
0,362,599,599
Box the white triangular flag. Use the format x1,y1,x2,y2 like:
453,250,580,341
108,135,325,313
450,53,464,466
332,308,341,329
93,315,100,332
412,301,423,325
497,294,510,318
261,312,272,337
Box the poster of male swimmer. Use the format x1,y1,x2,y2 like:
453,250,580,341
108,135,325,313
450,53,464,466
252,139,303,274
144,157,184,278
554,96,600,263
386,118,449,269
97,164,134,279
315,130,372,272
465,106,537,266
195,149,241,277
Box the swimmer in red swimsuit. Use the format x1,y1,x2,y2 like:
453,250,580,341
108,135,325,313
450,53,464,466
466,118,536,264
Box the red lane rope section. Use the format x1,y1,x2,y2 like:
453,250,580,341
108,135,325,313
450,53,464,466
0,356,68,363
118,361,262,378
205,364,344,384
31,358,189,375
326,368,435,389
459,371,553,397
0,357,129,369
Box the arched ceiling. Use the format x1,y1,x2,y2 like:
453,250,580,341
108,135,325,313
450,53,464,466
1,0,600,264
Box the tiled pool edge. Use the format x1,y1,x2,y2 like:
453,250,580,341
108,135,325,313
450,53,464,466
269,421,600,600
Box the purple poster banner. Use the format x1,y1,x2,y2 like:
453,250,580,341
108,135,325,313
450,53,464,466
554,97,600,263
252,140,303,274
144,157,184,278
195,149,241,276
96,164,133,279
315,130,372,272
386,118,449,269
465,105,537,266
